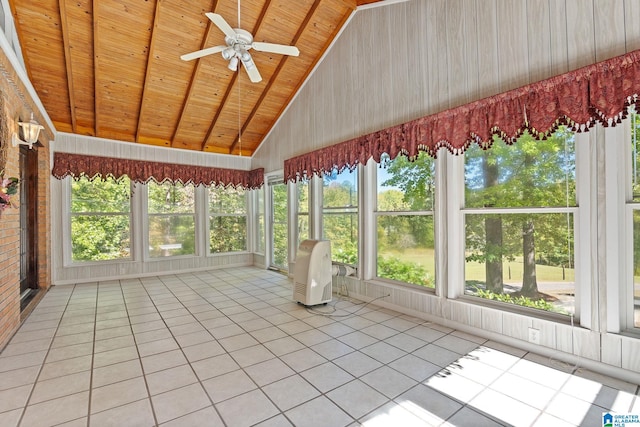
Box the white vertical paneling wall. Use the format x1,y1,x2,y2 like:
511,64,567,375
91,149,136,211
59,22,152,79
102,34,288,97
51,133,256,284
251,0,640,382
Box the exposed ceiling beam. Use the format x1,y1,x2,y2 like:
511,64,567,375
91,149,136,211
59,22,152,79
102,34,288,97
58,0,78,133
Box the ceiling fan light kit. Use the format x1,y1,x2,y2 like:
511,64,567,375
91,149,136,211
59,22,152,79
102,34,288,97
181,12,300,83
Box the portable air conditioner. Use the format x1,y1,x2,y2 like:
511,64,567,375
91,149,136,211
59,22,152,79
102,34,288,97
293,239,332,306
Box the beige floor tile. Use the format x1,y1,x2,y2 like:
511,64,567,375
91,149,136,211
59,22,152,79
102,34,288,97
262,375,320,411
216,389,280,427
151,383,212,424
159,406,224,427
244,358,296,387
284,396,353,427
0,351,48,373
0,407,22,427
92,359,143,388
93,346,139,369
327,379,388,419
137,337,179,357
146,364,198,396
0,383,33,413
90,398,155,427
91,377,149,414
30,371,90,404
20,391,89,427
0,365,40,391
191,353,240,381
202,369,257,403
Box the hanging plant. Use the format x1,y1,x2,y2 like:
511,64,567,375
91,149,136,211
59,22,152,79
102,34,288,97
0,171,19,210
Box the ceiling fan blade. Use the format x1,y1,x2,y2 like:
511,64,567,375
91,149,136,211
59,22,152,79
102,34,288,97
240,55,262,83
252,42,300,57
205,12,237,39
180,45,226,61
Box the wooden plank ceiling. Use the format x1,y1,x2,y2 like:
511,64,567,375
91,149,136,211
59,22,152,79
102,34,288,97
9,0,379,155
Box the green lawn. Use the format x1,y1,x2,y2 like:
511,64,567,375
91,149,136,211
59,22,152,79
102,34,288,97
379,247,575,283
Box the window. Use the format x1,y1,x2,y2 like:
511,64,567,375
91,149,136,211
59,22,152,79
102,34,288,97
323,168,358,265
297,180,309,246
630,110,640,328
147,181,195,257
375,153,436,287
256,187,265,254
270,181,288,270
463,130,576,315
70,176,131,262
209,186,247,253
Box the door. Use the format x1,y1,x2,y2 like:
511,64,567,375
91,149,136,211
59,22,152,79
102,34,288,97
19,146,38,309
269,180,288,271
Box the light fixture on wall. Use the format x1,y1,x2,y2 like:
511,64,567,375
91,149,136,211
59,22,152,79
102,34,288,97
12,113,43,149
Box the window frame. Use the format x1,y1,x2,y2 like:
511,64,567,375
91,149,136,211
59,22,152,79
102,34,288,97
64,176,133,266
144,181,198,260
207,186,249,255
449,131,593,325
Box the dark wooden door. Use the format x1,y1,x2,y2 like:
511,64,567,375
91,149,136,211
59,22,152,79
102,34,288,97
19,146,37,308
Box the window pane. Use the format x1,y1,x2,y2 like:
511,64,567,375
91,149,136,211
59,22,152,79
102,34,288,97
465,130,576,208
70,177,131,261
208,186,247,253
297,181,309,245
271,183,288,269
148,182,195,213
210,216,247,253
71,177,130,213
378,152,434,212
464,213,575,315
257,188,265,254
209,186,246,214
376,152,436,287
377,215,435,287
71,215,130,261
148,182,195,257
323,210,357,264
633,210,640,327
323,169,358,264
148,215,195,257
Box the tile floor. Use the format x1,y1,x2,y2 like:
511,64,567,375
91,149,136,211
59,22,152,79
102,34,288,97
0,267,638,427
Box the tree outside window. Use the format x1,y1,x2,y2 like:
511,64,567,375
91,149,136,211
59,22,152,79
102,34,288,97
209,186,247,253
376,153,435,288
322,168,358,265
148,181,195,257
70,176,131,261
464,129,576,314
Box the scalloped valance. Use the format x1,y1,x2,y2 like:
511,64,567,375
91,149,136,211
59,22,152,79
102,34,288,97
52,152,264,189
285,48,640,182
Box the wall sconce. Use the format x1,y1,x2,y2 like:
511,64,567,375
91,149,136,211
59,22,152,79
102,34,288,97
12,113,43,149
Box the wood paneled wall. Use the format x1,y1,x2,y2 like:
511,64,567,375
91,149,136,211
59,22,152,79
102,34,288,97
252,0,640,171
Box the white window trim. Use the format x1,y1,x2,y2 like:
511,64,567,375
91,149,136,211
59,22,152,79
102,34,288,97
206,186,249,255
448,133,592,324
63,176,134,266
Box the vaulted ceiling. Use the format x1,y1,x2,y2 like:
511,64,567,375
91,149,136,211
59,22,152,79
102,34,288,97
9,0,381,155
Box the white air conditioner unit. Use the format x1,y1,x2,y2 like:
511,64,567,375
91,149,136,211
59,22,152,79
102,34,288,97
293,239,332,306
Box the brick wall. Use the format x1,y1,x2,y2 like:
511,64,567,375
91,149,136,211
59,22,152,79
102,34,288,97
0,46,52,351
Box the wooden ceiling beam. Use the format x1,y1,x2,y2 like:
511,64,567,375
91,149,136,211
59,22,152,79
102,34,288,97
135,0,162,143
206,0,272,153
172,0,219,148
58,0,78,133
228,0,321,155
92,0,101,136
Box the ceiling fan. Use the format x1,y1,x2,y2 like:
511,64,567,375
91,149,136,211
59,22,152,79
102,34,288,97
180,12,300,83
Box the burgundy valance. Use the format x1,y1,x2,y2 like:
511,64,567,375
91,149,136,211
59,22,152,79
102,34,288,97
285,48,640,182
52,152,264,189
